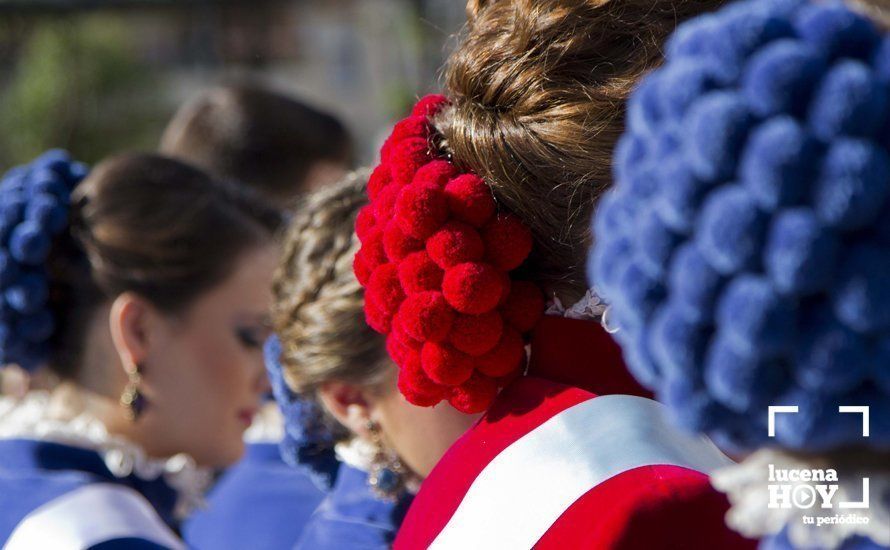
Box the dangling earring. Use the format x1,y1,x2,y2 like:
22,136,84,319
120,364,147,421
365,420,409,501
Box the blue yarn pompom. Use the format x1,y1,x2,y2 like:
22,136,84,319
832,243,890,333
794,307,870,394
696,185,768,274
740,117,819,210
764,208,839,296
808,60,888,141
683,92,752,181
590,0,890,454
667,242,724,324
4,273,49,315
703,335,788,413
715,274,795,357
742,39,825,118
653,156,711,233
9,222,52,266
793,2,881,61
813,138,890,231
264,335,340,490
0,150,87,372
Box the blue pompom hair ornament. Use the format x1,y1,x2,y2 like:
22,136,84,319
264,335,340,490
0,150,88,372
591,1,890,548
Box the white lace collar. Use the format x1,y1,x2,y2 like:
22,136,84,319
711,448,890,549
545,288,609,321
0,392,212,520
243,402,285,444
334,437,421,494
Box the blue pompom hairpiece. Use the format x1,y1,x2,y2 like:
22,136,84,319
590,0,890,454
264,335,340,490
1,150,88,372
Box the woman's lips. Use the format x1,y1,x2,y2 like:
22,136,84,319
237,408,257,427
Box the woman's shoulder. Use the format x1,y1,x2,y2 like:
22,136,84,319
2,481,183,550
395,376,751,549
296,464,412,550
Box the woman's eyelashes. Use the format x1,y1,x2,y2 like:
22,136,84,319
236,325,268,350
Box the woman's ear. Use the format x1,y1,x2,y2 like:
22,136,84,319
318,381,376,439
108,292,154,376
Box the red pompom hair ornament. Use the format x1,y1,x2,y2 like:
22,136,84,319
355,95,545,414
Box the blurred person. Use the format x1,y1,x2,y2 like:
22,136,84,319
592,1,890,548
170,83,353,550
0,151,279,548
160,83,352,203
269,171,480,548
349,0,765,545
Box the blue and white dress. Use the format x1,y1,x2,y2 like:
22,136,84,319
0,393,211,550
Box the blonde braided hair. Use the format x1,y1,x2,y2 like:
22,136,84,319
272,169,394,396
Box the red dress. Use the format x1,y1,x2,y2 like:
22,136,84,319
394,316,757,549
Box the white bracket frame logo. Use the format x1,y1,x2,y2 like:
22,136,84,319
767,405,870,510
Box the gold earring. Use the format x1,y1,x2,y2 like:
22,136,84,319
120,364,146,421
365,420,409,501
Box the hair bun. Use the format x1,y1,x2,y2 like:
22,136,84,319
0,150,88,372
591,0,890,453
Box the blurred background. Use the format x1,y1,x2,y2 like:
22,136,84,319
0,0,465,170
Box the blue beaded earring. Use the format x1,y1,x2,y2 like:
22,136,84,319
366,420,409,501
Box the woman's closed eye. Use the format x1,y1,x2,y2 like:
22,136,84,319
236,326,268,350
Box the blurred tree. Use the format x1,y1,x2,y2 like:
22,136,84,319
0,15,165,168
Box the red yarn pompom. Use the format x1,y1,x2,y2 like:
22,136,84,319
397,291,455,342
411,94,449,118
442,262,506,315
390,138,432,186
399,351,449,407
483,214,534,271
398,251,444,295
477,327,526,378
383,221,423,262
368,165,393,201
356,205,377,243
395,183,449,240
427,221,485,269
391,313,422,347
444,174,495,228
413,160,458,188
387,332,422,365
373,183,402,222
353,252,372,286
449,372,498,414
501,280,545,332
358,231,387,272
366,263,404,318
365,299,393,333
421,342,474,386
391,116,431,145
497,271,513,305
449,311,503,357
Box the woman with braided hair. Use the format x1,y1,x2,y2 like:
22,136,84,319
269,170,481,549
0,151,280,549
